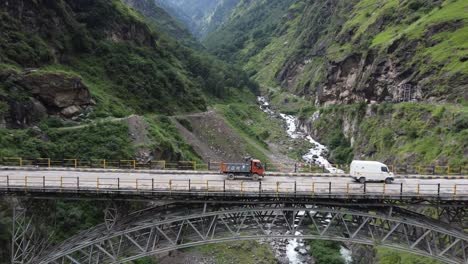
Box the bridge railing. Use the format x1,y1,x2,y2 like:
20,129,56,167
0,157,466,175
1,175,467,199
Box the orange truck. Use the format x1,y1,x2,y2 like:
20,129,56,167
221,158,265,180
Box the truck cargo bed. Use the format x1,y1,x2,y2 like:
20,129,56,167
222,163,251,173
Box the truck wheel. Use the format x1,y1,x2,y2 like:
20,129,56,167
252,174,259,181
385,178,393,184
228,174,235,180
359,177,366,184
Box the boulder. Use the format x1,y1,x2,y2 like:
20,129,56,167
60,105,82,118
0,69,95,127
20,72,92,109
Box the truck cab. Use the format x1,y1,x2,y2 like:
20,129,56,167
250,159,264,176
350,160,394,184
221,158,265,180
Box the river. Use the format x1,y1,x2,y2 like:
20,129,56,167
257,96,350,264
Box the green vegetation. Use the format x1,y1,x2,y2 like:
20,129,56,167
145,115,201,161
123,0,198,47
205,0,467,100
204,0,297,65
0,1,466,263
307,240,345,264
49,201,106,242
0,0,258,119
0,121,133,159
0,0,259,165
216,100,296,163
219,104,270,149
267,89,317,116
216,104,270,163
313,102,467,166
193,240,276,264
0,114,202,162
377,247,445,264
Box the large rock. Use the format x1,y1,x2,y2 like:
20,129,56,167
0,70,94,127
4,98,48,128
20,72,92,109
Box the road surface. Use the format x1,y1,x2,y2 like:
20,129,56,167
0,169,467,198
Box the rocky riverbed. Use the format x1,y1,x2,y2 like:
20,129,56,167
257,96,351,264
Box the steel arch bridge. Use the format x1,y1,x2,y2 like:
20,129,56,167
31,203,468,264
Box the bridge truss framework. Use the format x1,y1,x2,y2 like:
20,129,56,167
22,201,467,264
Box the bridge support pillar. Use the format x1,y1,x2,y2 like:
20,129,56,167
11,200,43,264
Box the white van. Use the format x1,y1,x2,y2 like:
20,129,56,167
350,160,394,184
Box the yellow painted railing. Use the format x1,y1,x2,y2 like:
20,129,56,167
0,157,466,175
2,176,467,199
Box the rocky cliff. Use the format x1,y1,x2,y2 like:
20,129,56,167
0,69,94,128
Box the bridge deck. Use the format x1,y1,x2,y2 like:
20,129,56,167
1,169,468,201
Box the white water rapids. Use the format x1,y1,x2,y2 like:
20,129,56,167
257,96,350,264
258,96,344,174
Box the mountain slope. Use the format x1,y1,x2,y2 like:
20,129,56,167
156,0,240,39
0,0,255,128
204,0,468,166
0,0,257,161
205,0,468,104
122,0,199,47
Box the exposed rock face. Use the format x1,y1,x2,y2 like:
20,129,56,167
21,72,92,109
3,98,48,128
0,70,94,128
318,49,423,105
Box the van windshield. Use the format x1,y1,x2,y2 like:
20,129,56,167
381,166,389,172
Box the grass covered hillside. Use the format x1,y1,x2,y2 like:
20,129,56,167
0,0,256,122
123,0,200,47
205,0,468,103
310,102,468,166
0,0,257,160
155,0,240,39
204,0,467,166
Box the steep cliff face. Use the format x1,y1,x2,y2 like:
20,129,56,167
206,0,468,104
156,0,240,39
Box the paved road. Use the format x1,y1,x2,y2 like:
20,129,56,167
0,169,467,198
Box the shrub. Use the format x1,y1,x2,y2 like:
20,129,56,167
308,240,345,264
408,0,424,11
176,118,193,132
452,113,468,132
0,101,8,115
381,128,394,149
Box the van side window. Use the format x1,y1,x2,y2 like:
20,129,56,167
381,166,389,172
